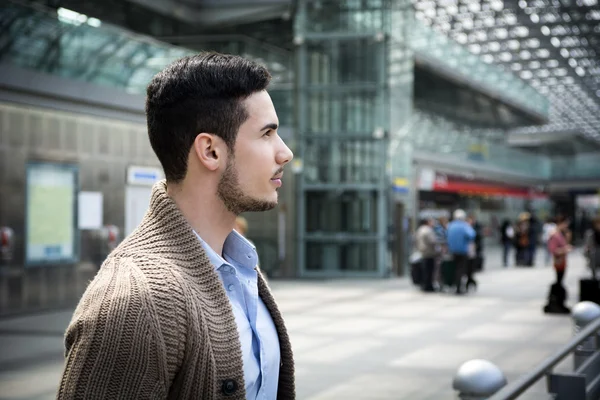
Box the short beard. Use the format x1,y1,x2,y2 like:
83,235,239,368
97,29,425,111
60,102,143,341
217,157,277,215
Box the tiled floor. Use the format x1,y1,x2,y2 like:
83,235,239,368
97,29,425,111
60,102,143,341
0,247,591,399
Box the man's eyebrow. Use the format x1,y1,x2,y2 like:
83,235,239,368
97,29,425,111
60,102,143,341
260,123,278,131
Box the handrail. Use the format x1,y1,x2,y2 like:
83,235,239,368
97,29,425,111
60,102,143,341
488,316,600,400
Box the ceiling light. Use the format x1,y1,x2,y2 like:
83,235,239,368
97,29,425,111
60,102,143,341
520,50,532,60
508,40,520,50
521,70,533,79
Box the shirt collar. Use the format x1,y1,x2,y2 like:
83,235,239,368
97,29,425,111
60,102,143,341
193,229,257,272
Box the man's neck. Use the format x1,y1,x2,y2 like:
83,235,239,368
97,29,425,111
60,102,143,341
167,181,235,256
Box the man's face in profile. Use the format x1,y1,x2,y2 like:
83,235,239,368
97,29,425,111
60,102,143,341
217,90,293,215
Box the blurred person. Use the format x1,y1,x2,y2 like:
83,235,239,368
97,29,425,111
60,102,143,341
500,219,514,267
542,217,556,266
547,216,573,285
434,216,449,244
431,216,449,289
447,209,476,294
58,53,295,399
416,218,437,292
515,212,530,266
584,216,600,275
467,213,484,272
527,212,539,266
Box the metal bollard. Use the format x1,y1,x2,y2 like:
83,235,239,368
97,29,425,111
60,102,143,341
572,301,600,370
453,359,507,400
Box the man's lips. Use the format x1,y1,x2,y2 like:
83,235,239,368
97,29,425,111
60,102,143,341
271,173,283,186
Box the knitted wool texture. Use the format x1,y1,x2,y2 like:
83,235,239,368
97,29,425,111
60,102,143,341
57,180,295,399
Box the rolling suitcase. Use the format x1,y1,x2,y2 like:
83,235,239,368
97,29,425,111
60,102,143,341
441,258,456,289
579,279,600,305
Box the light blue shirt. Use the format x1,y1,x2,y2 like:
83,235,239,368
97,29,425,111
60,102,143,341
195,230,280,399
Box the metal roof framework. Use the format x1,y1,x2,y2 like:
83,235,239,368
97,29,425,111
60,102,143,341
413,0,600,143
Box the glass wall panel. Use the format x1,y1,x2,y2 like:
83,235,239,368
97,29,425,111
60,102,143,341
552,153,600,179
306,241,378,272
304,0,385,33
296,0,392,276
307,39,380,85
391,109,552,179
304,138,383,184
306,190,378,233
270,89,293,127
306,90,377,134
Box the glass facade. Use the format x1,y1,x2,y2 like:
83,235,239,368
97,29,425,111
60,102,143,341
295,0,408,276
2,0,598,282
295,0,553,276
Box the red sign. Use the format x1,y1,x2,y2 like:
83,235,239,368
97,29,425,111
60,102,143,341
431,174,546,199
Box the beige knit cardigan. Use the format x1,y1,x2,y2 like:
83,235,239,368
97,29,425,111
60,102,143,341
57,180,295,399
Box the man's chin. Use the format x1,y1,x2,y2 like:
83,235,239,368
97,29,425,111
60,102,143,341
234,196,277,213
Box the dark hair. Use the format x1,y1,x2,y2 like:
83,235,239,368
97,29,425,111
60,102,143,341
146,52,271,183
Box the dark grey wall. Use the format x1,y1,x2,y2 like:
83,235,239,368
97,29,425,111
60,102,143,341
0,101,156,315
0,102,297,316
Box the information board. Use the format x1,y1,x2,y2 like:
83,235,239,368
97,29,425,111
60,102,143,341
26,162,78,265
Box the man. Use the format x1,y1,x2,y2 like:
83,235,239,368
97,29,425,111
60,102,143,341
415,218,437,292
58,53,295,399
447,209,476,294
467,213,484,272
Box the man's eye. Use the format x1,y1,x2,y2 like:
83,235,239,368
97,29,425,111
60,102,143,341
263,130,272,137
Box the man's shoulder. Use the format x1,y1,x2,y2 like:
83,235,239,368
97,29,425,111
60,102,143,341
73,255,189,336
93,252,186,302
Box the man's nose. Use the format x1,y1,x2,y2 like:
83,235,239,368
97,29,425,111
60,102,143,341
277,138,293,165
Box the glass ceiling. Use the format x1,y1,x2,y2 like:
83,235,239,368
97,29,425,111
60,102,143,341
413,0,600,142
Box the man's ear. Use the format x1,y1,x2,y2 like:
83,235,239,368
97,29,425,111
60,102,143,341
192,133,224,171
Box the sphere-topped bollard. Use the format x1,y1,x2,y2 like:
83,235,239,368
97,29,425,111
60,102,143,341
453,359,507,400
572,301,600,369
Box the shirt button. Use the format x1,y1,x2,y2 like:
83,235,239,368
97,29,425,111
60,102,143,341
227,284,234,292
